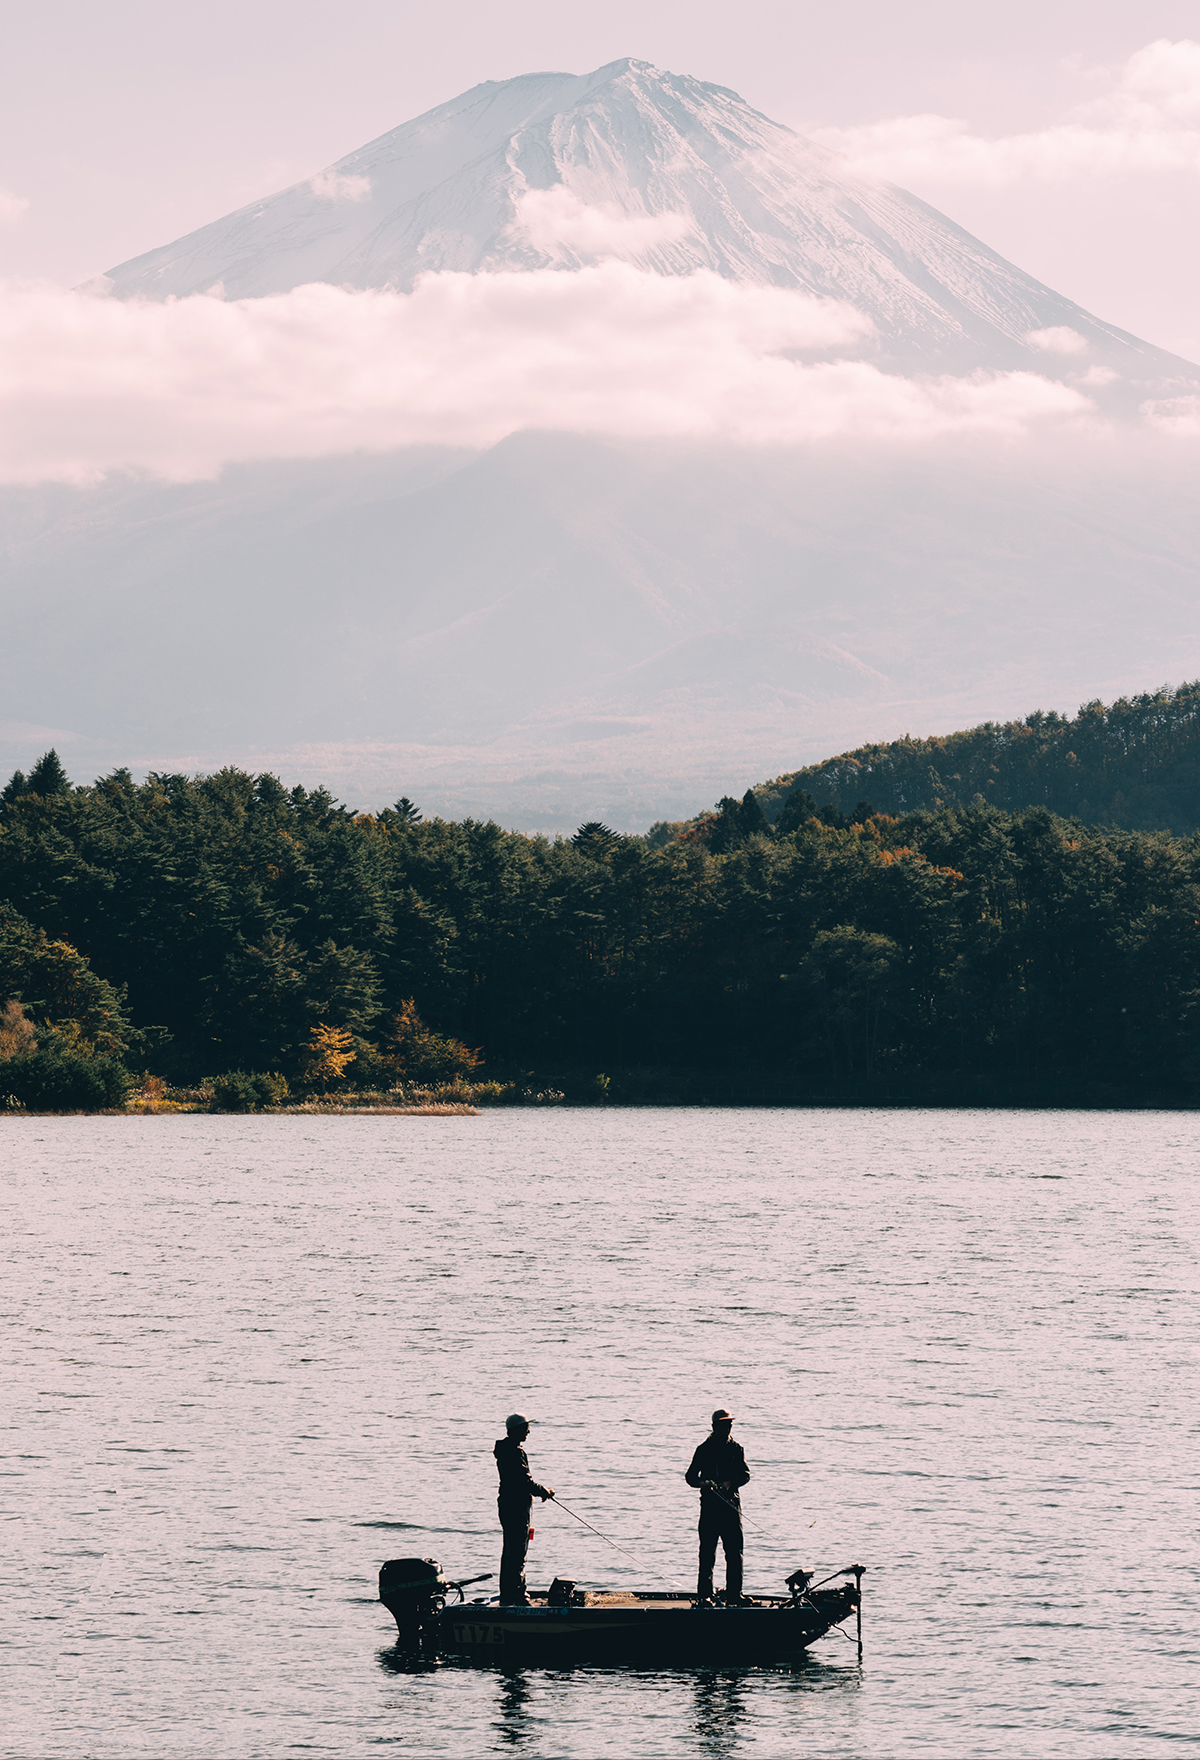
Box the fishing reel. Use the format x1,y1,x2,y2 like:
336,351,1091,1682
785,1567,814,1602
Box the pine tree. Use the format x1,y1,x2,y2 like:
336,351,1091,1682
737,788,770,840
572,821,620,858
27,750,70,796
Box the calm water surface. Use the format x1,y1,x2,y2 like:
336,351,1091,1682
3,1109,1197,1758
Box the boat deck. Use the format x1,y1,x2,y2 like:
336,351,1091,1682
499,1591,790,1610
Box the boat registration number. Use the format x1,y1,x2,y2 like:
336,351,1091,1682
457,1622,506,1646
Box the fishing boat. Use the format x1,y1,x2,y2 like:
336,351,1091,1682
379,1558,864,1664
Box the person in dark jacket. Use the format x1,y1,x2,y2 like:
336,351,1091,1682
685,1408,751,1605
494,1413,554,1605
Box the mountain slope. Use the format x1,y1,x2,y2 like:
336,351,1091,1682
4,433,1200,827
753,684,1200,835
101,59,1194,377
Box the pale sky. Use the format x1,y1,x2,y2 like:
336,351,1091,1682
1,0,1199,358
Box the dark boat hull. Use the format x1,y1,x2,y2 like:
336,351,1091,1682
437,1591,857,1664
379,1562,860,1666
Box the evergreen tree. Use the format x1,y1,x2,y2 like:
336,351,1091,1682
572,821,621,857
27,750,70,796
737,788,770,840
1,770,28,806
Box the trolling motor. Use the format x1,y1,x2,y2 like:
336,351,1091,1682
378,1557,493,1645
786,1564,866,1650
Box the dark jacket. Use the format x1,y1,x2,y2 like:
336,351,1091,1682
685,1435,750,1509
494,1436,549,1510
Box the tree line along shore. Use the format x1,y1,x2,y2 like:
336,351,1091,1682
3,715,1200,1112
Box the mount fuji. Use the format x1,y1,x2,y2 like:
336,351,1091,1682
4,61,1199,827
103,58,1190,381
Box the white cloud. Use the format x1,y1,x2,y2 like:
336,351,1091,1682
1141,393,1200,435
812,39,1200,186
514,186,694,261
309,169,372,203
1026,327,1089,355
0,268,1101,485
0,187,30,223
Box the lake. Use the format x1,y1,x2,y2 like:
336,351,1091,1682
4,1108,1197,1758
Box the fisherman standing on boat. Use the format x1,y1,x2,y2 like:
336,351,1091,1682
686,1408,751,1606
494,1413,554,1606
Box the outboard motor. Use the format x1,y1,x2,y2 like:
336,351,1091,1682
379,1557,446,1646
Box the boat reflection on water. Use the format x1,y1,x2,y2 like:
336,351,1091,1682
495,1666,534,1748
379,1649,861,1756
692,1670,750,1758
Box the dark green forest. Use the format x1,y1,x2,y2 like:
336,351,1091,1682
3,748,1200,1108
754,683,1200,834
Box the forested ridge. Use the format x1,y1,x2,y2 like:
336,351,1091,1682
754,683,1200,834
3,750,1200,1108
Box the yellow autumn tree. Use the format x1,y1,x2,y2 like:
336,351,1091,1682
0,999,37,1062
302,1022,355,1090
382,999,480,1085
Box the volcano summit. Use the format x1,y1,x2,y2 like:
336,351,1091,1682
102,58,1190,380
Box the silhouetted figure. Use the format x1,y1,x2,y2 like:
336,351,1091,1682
494,1413,554,1605
685,1408,750,1604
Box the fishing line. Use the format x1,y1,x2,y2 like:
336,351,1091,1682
695,1480,866,1628
699,1480,815,1544
547,1496,687,1594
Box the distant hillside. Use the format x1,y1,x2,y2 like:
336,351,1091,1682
756,684,1200,835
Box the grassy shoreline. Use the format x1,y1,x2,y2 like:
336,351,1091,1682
6,1074,1200,1116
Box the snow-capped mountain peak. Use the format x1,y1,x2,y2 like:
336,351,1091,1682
102,58,1192,377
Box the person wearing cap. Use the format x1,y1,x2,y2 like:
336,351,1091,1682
493,1413,554,1605
685,1409,751,1606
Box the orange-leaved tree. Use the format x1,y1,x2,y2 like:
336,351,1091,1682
383,999,480,1086
302,1022,355,1090
0,999,37,1062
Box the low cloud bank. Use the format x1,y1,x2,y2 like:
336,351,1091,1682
513,187,695,260
1,265,1099,483
814,39,1200,185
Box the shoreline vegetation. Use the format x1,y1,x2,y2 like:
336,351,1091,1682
5,705,1200,1115
6,1072,1198,1117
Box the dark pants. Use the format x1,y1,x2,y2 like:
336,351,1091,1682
697,1502,743,1600
499,1502,532,1604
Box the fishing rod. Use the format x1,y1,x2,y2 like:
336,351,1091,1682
546,1495,687,1594
549,1488,862,1637
699,1480,863,1642
547,1495,646,1568
698,1479,814,1542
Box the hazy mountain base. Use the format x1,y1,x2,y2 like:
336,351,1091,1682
3,430,1199,830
